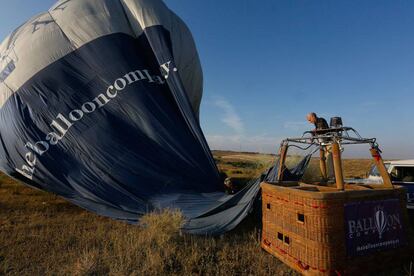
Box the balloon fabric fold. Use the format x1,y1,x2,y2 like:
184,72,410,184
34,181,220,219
0,0,265,235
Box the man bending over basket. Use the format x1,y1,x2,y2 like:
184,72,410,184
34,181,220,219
306,112,334,181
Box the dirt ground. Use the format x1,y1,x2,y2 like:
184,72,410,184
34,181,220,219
0,151,413,275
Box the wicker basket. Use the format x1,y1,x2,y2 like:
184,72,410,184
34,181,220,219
261,182,412,275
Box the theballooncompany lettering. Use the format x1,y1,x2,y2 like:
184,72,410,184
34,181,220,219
16,61,177,180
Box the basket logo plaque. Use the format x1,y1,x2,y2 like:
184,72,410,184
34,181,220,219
344,199,407,256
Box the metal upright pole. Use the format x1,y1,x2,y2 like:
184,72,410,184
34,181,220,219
370,147,393,188
277,144,288,182
332,141,345,190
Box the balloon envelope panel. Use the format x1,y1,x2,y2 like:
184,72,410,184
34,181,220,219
0,0,260,235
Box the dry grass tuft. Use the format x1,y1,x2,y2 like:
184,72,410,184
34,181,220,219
73,249,106,276
140,209,184,246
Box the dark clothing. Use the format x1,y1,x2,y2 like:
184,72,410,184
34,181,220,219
314,117,329,130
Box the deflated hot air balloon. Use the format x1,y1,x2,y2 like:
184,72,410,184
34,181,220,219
0,0,263,235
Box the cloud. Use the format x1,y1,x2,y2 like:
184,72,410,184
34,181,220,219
207,97,281,153
213,97,245,135
206,134,281,153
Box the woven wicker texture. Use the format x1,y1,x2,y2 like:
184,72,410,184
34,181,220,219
261,182,411,275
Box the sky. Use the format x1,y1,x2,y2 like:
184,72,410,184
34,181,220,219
0,0,413,158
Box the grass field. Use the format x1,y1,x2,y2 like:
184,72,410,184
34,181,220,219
0,151,413,275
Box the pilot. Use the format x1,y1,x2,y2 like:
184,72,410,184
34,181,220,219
306,112,334,181
306,112,329,132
